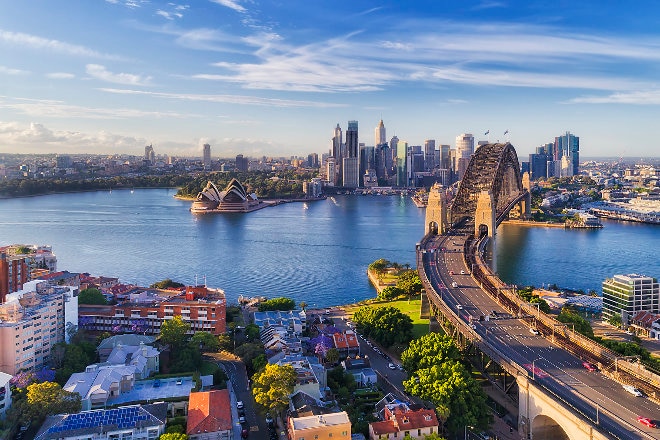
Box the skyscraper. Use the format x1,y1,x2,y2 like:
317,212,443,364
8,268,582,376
396,140,408,187
455,133,474,159
374,119,386,148
332,124,343,160
144,144,155,165
203,143,211,170
554,131,579,175
439,145,450,170
388,135,399,176
343,121,360,187
235,154,248,171
424,139,436,171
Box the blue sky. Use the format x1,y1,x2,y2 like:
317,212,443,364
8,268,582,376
2,0,660,159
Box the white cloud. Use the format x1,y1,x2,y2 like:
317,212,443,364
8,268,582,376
0,96,197,119
86,64,152,86
46,72,75,79
156,4,189,20
569,90,660,105
210,0,246,13
99,87,348,108
0,29,124,60
0,66,29,75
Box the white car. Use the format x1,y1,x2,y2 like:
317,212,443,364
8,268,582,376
236,400,244,409
529,328,540,335
388,363,396,370
623,385,643,397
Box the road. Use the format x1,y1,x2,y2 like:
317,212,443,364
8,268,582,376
421,232,660,440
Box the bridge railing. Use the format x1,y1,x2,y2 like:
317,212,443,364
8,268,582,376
466,235,660,398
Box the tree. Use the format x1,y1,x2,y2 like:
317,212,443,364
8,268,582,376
26,381,81,420
401,333,460,373
378,286,402,300
190,332,220,352
557,308,594,338
258,297,296,312
299,301,308,311
608,314,622,328
251,363,296,414
252,354,267,373
396,270,423,298
235,342,265,376
77,288,107,305
159,433,188,440
244,324,261,342
325,347,340,365
159,316,190,349
150,279,185,289
352,306,413,347
403,362,491,435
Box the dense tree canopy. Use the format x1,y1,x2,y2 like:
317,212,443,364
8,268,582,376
557,308,594,338
352,306,413,347
189,332,221,352
159,316,190,349
26,381,82,421
78,288,107,305
159,433,188,440
258,297,296,311
251,363,296,414
378,286,403,300
400,333,460,373
396,270,423,298
150,279,185,289
401,333,491,435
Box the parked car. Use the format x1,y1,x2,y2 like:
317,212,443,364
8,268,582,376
176,378,183,385
388,363,396,370
241,428,249,438
153,379,161,388
237,400,244,409
239,415,247,425
460,270,465,274
265,414,274,428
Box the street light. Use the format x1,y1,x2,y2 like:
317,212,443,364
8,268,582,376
532,357,542,380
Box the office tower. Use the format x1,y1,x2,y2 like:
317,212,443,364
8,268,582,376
375,143,388,180
235,154,248,171
326,158,336,186
203,143,211,170
342,121,359,187
396,140,408,187
554,131,579,175
602,274,660,325
144,144,155,165
388,135,399,175
375,119,386,148
332,124,343,160
537,143,553,155
342,157,359,188
529,153,549,180
424,139,436,171
546,160,561,178
346,121,359,158
360,145,375,177
560,155,573,177
455,133,474,159
307,153,319,168
440,145,451,170
56,155,72,169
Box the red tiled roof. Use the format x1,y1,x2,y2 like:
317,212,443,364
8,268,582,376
370,420,397,435
187,389,232,435
392,408,439,430
632,311,659,328
332,331,359,349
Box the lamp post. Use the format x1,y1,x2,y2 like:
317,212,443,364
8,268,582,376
532,357,542,380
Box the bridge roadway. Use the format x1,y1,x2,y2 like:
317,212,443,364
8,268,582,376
420,232,660,440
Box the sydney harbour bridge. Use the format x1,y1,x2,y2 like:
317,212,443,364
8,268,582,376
417,143,660,439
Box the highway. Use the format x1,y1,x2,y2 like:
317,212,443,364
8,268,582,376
420,232,660,440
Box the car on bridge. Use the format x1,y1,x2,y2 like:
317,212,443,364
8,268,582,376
637,416,657,428
582,362,597,372
624,385,643,397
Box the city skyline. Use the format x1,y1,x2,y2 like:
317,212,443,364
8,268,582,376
3,1,660,158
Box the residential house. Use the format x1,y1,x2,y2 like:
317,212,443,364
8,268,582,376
187,390,232,440
288,412,351,440
369,395,439,440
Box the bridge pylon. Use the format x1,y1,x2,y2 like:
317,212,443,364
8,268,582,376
425,183,448,235
522,172,532,219
475,190,496,238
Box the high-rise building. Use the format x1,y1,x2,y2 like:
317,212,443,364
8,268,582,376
203,144,211,170
0,252,27,304
332,124,343,160
424,139,436,171
346,121,359,158
56,155,72,169
396,140,408,187
388,135,399,176
554,131,579,175
374,119,386,148
307,153,319,168
342,157,359,188
455,133,474,159
326,158,336,186
439,144,451,170
235,154,248,171
144,144,155,165
560,155,573,178
360,145,375,178
529,153,549,180
602,274,659,325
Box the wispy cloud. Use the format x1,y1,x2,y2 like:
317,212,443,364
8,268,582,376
471,1,507,11
105,0,149,8
99,88,348,108
0,66,29,75
45,72,75,79
569,90,660,105
210,0,246,14
86,64,152,86
0,29,124,60
156,3,189,20
0,96,195,119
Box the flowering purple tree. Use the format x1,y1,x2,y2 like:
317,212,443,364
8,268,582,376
130,318,148,334
35,367,56,383
78,315,95,330
10,371,35,389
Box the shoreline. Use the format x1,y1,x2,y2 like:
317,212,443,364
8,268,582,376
502,219,566,228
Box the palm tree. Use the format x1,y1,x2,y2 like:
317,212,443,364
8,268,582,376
299,301,308,311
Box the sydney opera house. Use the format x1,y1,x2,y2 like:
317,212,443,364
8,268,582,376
191,179,266,213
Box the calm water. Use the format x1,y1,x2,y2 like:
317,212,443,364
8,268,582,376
0,189,658,306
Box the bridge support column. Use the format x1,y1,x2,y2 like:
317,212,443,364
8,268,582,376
475,190,496,238
521,172,532,219
425,183,448,235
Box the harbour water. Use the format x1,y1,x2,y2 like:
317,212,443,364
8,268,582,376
0,189,658,306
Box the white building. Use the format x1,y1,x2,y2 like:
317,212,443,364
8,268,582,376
455,133,474,159
0,371,12,419
602,274,660,324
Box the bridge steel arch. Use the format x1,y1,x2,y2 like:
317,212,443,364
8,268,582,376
450,142,527,228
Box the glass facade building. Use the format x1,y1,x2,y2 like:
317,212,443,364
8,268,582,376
602,274,659,324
